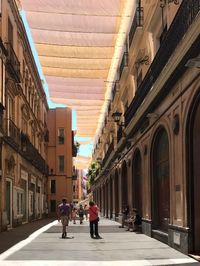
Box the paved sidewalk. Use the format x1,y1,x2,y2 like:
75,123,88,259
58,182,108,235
0,218,54,254
0,218,199,266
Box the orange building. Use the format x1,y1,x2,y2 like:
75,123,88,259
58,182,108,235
47,108,73,215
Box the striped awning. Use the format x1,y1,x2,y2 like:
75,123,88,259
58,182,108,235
17,0,135,168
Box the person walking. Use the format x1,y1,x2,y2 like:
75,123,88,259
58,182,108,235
72,207,77,224
78,204,84,224
84,204,89,220
88,201,102,239
57,198,71,238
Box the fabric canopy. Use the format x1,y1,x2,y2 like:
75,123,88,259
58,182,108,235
18,0,136,168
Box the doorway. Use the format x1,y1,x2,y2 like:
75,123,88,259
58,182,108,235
188,94,200,255
5,179,12,227
152,128,170,232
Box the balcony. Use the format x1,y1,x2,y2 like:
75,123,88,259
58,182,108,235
119,52,128,79
3,118,20,149
129,7,144,48
21,132,49,175
5,42,21,83
125,0,200,127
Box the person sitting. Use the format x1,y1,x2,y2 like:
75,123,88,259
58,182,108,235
125,208,142,232
119,205,129,228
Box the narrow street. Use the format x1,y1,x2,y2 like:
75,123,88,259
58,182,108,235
0,218,199,266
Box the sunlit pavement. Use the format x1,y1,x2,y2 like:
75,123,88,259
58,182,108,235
0,218,199,266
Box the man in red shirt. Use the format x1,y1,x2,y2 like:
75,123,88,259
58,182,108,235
88,201,102,239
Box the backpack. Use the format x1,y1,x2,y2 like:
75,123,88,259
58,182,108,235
59,203,70,216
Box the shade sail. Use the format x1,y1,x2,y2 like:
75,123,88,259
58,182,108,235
18,0,136,168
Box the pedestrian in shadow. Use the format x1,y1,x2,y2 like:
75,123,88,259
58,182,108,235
125,208,142,231
119,205,129,228
88,201,102,239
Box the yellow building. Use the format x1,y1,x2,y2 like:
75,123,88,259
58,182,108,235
0,0,49,230
92,0,200,255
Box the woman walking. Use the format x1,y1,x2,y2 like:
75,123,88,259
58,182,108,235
88,201,102,239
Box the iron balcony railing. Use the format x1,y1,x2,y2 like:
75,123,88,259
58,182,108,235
125,0,200,126
21,132,49,175
5,42,21,83
129,7,144,48
117,126,123,143
4,118,20,148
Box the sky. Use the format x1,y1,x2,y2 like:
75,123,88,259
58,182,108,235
20,10,93,158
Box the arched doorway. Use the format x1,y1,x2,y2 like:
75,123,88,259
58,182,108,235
132,149,142,216
187,92,200,254
114,169,119,217
121,161,128,208
152,128,170,232
110,178,113,218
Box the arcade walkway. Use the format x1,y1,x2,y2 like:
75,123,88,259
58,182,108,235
0,218,199,266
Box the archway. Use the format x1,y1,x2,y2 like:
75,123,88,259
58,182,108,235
110,178,113,218
114,169,119,216
152,127,170,232
121,161,128,208
187,92,200,254
132,149,142,216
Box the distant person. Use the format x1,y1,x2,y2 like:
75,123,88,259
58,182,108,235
72,207,77,224
78,204,84,224
57,198,71,238
119,205,129,228
125,208,142,231
88,201,102,239
84,204,89,220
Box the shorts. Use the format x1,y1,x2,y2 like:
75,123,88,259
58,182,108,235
61,215,69,226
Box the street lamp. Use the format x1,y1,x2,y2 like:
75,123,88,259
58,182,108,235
112,111,124,126
112,111,126,137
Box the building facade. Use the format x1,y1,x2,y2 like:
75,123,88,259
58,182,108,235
0,0,49,231
92,0,200,255
47,108,73,216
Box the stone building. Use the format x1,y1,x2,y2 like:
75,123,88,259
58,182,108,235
92,0,200,255
0,0,49,230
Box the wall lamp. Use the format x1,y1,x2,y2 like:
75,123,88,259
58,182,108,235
112,111,125,127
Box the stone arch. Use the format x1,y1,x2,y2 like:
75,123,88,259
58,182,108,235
151,126,170,232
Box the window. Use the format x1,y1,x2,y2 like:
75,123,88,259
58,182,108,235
50,200,56,212
159,25,167,45
8,95,14,120
17,191,24,215
137,69,142,89
22,117,28,134
8,18,13,46
51,180,56,194
58,128,65,144
58,155,64,172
